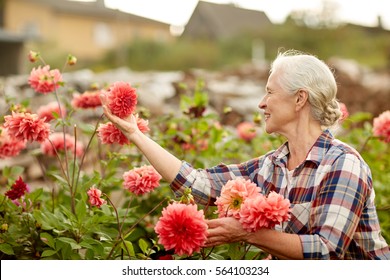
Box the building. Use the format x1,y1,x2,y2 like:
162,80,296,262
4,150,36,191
182,1,272,40
0,0,173,75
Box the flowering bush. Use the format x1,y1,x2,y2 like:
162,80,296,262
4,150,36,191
0,52,389,260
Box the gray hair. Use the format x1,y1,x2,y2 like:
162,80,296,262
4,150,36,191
270,50,341,127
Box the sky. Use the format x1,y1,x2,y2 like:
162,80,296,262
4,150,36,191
99,0,390,30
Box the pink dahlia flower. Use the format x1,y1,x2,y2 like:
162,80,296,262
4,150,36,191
106,81,137,118
28,65,63,94
37,101,66,122
239,191,290,232
0,127,27,159
136,115,150,134
122,165,162,195
237,121,257,141
5,176,28,200
239,194,269,231
373,110,390,143
87,186,106,208
97,122,130,145
215,178,260,218
154,202,208,256
338,102,349,123
71,90,102,109
3,112,50,143
40,132,84,157
97,117,149,145
264,191,291,227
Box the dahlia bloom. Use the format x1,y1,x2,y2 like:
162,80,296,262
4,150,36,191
106,81,137,118
40,132,84,157
122,165,162,195
136,115,150,134
239,194,269,231
237,121,257,141
37,101,66,122
339,102,349,122
0,127,27,159
87,186,106,208
263,191,291,227
97,122,130,145
239,191,291,232
3,112,50,143
373,110,390,143
5,177,28,200
28,65,63,94
154,202,208,256
71,90,102,109
215,178,260,218
97,116,149,145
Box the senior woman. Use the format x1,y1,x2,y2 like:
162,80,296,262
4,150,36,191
101,50,390,260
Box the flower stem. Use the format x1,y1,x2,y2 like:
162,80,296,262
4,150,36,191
48,138,71,186
104,194,132,259
53,89,69,184
359,135,373,153
106,197,168,259
241,243,252,260
70,125,78,214
201,246,215,260
74,114,104,197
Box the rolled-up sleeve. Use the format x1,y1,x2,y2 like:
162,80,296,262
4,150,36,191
170,160,258,205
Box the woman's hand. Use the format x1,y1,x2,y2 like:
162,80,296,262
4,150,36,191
100,93,139,139
205,217,250,247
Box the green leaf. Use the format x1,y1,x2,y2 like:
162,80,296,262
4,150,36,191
75,199,87,221
41,249,58,257
40,232,55,249
138,238,149,254
77,122,97,134
57,237,82,250
208,252,225,260
49,173,69,186
2,166,25,182
121,241,135,257
0,243,15,255
33,210,57,230
227,242,245,260
27,188,43,203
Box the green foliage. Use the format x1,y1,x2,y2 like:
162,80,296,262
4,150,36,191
89,23,390,72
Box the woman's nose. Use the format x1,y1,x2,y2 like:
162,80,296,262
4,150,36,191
258,95,267,109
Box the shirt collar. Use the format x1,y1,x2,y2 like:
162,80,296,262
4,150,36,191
271,130,334,167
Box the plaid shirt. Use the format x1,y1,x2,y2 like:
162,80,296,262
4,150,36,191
171,130,390,259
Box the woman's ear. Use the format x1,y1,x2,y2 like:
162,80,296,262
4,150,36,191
296,89,308,110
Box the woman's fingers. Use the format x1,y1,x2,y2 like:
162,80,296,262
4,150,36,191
100,93,107,106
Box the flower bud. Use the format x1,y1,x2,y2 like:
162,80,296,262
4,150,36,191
90,82,100,90
253,112,262,124
223,106,232,114
67,54,77,66
28,51,39,63
1,223,8,232
180,188,195,205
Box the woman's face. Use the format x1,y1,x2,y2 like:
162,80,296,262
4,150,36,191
258,71,297,135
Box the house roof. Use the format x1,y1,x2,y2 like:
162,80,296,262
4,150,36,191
25,0,170,27
182,1,272,39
